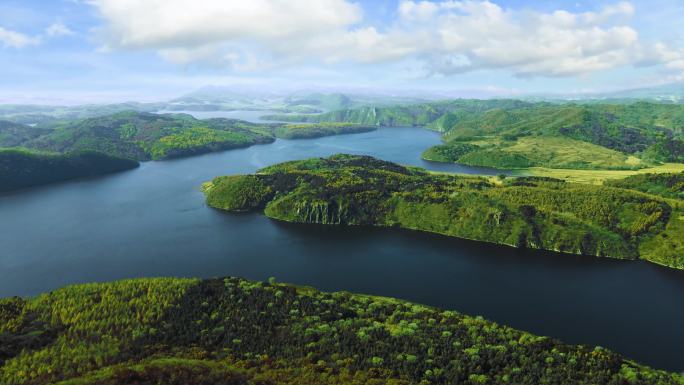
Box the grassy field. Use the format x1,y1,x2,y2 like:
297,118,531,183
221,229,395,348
504,136,646,169
422,136,654,170
514,163,684,185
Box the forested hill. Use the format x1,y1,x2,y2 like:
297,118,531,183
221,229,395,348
1,276,682,385
13,111,276,161
0,148,139,192
0,120,49,147
204,154,684,270
0,112,375,162
605,172,684,200
263,99,535,131
265,101,684,169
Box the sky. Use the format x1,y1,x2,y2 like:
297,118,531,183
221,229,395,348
0,0,683,104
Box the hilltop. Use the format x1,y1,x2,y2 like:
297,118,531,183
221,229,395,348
1,277,681,385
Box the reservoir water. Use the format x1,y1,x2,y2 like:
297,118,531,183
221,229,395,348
0,115,682,371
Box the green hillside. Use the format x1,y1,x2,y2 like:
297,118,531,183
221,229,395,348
16,112,275,161
0,103,164,126
0,148,139,192
434,103,684,169
263,99,534,130
273,123,375,139
266,101,684,170
204,154,683,269
0,120,49,147
0,112,379,162
604,172,684,200
1,277,681,385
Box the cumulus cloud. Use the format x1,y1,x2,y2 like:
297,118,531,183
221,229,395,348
91,0,362,49
87,0,684,78
0,26,39,48
416,0,642,77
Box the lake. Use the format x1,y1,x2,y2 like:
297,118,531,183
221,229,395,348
0,116,683,371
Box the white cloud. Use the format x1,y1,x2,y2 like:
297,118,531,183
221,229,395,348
91,0,362,49
0,26,39,48
401,0,647,77
87,0,684,78
666,59,684,71
45,22,74,37
398,1,440,21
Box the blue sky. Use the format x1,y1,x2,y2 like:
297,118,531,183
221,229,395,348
1,0,683,103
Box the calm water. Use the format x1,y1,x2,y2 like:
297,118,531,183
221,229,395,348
0,120,683,371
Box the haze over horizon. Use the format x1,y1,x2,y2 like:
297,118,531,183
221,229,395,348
1,0,684,103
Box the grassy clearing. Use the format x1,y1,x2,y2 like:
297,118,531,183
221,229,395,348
505,136,646,169
422,136,653,170
515,163,684,185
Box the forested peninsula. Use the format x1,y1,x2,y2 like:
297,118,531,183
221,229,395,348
0,112,375,162
204,155,684,269
0,148,138,192
0,113,374,191
1,276,682,385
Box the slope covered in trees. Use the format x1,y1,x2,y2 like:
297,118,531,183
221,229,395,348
13,112,276,161
273,122,375,139
0,112,376,162
433,103,684,169
204,154,683,269
1,277,682,385
605,172,684,200
266,101,684,170
0,120,50,147
263,99,534,130
0,148,139,192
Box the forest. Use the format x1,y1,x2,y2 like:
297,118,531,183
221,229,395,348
1,276,682,385
273,123,375,139
604,172,684,200
204,154,684,270
0,112,274,161
0,148,139,192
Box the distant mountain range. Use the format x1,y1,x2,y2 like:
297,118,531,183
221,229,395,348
1,82,682,127
526,82,684,103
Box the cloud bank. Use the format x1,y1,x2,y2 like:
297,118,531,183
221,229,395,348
84,0,684,78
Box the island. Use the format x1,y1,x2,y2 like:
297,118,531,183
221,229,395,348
1,276,681,385
203,154,684,269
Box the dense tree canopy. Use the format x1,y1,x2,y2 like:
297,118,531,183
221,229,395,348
1,277,682,385
0,148,139,192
